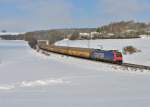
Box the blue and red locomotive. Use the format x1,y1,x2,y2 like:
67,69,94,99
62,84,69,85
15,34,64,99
91,49,123,64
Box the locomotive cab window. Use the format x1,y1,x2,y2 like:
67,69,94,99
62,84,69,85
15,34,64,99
116,52,122,57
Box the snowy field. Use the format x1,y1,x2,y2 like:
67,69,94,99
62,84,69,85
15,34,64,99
0,40,150,107
56,38,150,66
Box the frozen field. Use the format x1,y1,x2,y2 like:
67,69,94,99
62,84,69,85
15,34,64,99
56,38,150,66
0,40,150,107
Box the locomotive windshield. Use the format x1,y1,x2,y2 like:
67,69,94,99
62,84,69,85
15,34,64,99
116,52,122,57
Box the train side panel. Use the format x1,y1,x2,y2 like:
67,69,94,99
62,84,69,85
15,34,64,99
91,50,114,61
68,49,91,58
39,45,92,59
104,51,114,61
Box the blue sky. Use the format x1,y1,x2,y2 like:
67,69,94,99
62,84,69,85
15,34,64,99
0,0,150,32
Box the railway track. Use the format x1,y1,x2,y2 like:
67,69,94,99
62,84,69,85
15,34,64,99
122,63,150,70
39,49,150,71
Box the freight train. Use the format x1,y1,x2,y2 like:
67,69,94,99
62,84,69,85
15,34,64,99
39,45,123,64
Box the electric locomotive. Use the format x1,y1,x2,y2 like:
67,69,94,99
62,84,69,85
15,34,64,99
91,49,123,64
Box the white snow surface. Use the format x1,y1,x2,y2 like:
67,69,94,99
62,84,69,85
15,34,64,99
0,32,25,36
0,40,150,107
56,38,150,66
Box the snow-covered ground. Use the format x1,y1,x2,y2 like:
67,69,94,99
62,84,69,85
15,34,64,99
56,38,150,66
0,32,25,36
0,40,150,107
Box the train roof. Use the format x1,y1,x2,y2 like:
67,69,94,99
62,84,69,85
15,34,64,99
50,45,121,52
